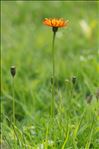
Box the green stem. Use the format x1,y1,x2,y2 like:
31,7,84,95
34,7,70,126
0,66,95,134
12,77,15,125
51,30,56,118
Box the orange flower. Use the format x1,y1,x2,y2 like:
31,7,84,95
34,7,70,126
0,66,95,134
43,18,69,28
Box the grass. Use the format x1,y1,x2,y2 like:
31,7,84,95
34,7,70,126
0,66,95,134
1,1,99,149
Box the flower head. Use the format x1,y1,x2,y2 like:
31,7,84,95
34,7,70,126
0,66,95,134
43,18,69,28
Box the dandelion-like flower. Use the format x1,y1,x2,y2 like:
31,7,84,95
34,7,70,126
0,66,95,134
43,18,69,118
43,18,69,28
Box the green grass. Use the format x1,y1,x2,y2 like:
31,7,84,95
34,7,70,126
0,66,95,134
1,1,99,149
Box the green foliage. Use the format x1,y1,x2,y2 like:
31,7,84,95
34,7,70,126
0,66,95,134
1,1,99,149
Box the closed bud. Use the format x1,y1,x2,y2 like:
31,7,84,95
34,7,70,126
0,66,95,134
10,66,16,77
72,76,76,85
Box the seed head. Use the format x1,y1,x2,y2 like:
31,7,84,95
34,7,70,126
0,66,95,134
10,66,16,77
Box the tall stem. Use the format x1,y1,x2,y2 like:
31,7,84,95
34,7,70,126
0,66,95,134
12,78,15,125
51,30,56,118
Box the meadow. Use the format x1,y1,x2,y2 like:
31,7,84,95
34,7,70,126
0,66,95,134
1,1,99,149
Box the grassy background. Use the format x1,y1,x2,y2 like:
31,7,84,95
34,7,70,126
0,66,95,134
1,1,99,149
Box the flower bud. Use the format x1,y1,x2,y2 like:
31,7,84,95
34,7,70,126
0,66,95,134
10,66,16,77
72,76,76,85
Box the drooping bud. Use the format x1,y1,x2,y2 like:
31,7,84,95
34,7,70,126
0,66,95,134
10,66,16,77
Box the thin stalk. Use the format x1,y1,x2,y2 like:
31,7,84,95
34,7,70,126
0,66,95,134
12,77,15,125
51,30,56,118
11,77,17,148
